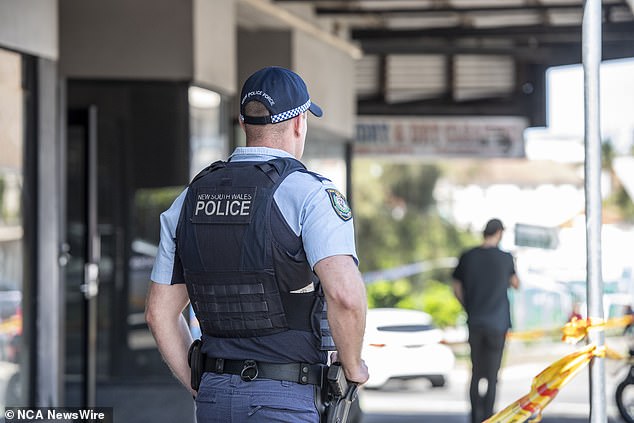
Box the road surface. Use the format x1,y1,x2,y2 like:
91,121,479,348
360,337,627,423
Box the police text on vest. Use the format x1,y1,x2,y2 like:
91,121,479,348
195,193,252,217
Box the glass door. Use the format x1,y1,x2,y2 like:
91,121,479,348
65,107,100,408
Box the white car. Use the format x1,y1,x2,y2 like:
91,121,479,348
362,308,455,389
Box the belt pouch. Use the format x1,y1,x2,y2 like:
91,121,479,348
188,339,204,391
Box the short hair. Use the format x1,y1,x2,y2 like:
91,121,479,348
242,101,291,140
483,218,505,237
243,100,269,118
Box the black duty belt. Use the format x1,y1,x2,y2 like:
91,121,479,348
204,357,325,386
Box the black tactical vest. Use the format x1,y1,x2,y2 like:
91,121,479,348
173,157,328,341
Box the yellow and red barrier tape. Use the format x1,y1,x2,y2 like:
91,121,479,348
561,315,633,344
484,314,633,423
506,315,634,342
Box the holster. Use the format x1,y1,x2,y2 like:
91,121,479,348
187,339,204,391
319,363,359,423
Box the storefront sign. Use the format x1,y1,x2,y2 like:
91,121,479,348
355,116,527,158
514,223,560,249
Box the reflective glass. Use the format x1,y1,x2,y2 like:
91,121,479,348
0,48,25,408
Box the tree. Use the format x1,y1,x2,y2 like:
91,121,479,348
601,139,634,222
353,159,477,326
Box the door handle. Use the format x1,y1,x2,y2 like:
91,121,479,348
81,262,99,299
59,242,71,267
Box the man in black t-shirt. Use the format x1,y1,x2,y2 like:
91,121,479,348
452,218,520,423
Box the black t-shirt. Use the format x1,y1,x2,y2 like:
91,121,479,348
452,246,516,332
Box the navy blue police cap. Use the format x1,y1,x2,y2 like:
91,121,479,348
240,66,323,125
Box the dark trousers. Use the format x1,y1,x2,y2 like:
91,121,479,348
468,327,507,423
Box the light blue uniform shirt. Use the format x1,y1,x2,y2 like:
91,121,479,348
151,146,358,284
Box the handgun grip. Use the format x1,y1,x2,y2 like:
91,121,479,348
327,362,348,397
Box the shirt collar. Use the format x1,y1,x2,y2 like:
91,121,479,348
228,146,295,162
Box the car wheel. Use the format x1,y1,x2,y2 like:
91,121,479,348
427,375,446,388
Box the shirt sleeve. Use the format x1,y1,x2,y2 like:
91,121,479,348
508,252,517,276
452,254,465,282
150,188,188,284
274,173,358,270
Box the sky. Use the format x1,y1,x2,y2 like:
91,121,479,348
546,57,634,154
451,58,634,239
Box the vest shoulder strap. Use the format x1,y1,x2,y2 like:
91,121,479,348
189,160,227,185
255,157,307,184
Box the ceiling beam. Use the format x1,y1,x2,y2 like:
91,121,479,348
351,21,634,41
315,3,603,16
359,41,575,61
358,40,634,64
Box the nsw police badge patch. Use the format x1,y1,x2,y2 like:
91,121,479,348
326,189,352,221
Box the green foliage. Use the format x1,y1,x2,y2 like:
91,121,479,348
353,160,476,274
600,139,634,222
616,186,634,219
605,184,634,222
366,279,412,309
353,159,476,326
601,139,615,170
417,280,464,327
366,278,464,327
133,186,185,244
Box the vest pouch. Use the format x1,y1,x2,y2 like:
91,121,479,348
271,242,315,294
279,290,318,333
186,270,289,338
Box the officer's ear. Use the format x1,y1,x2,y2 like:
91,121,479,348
291,113,303,137
292,112,307,138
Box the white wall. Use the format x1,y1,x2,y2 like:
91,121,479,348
0,0,58,59
194,0,236,94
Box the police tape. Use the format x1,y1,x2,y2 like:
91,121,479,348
483,343,597,423
506,328,559,341
484,315,634,423
561,315,634,344
506,315,634,342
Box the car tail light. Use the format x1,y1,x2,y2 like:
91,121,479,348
368,343,386,348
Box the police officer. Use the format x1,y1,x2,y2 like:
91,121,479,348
145,66,369,422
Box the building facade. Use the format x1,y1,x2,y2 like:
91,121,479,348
0,1,359,420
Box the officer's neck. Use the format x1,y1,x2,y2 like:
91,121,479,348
247,136,303,159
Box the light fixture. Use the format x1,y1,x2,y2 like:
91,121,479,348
189,86,221,109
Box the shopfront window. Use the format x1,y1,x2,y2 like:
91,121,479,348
187,86,229,335
0,48,25,408
188,86,229,178
119,84,229,375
